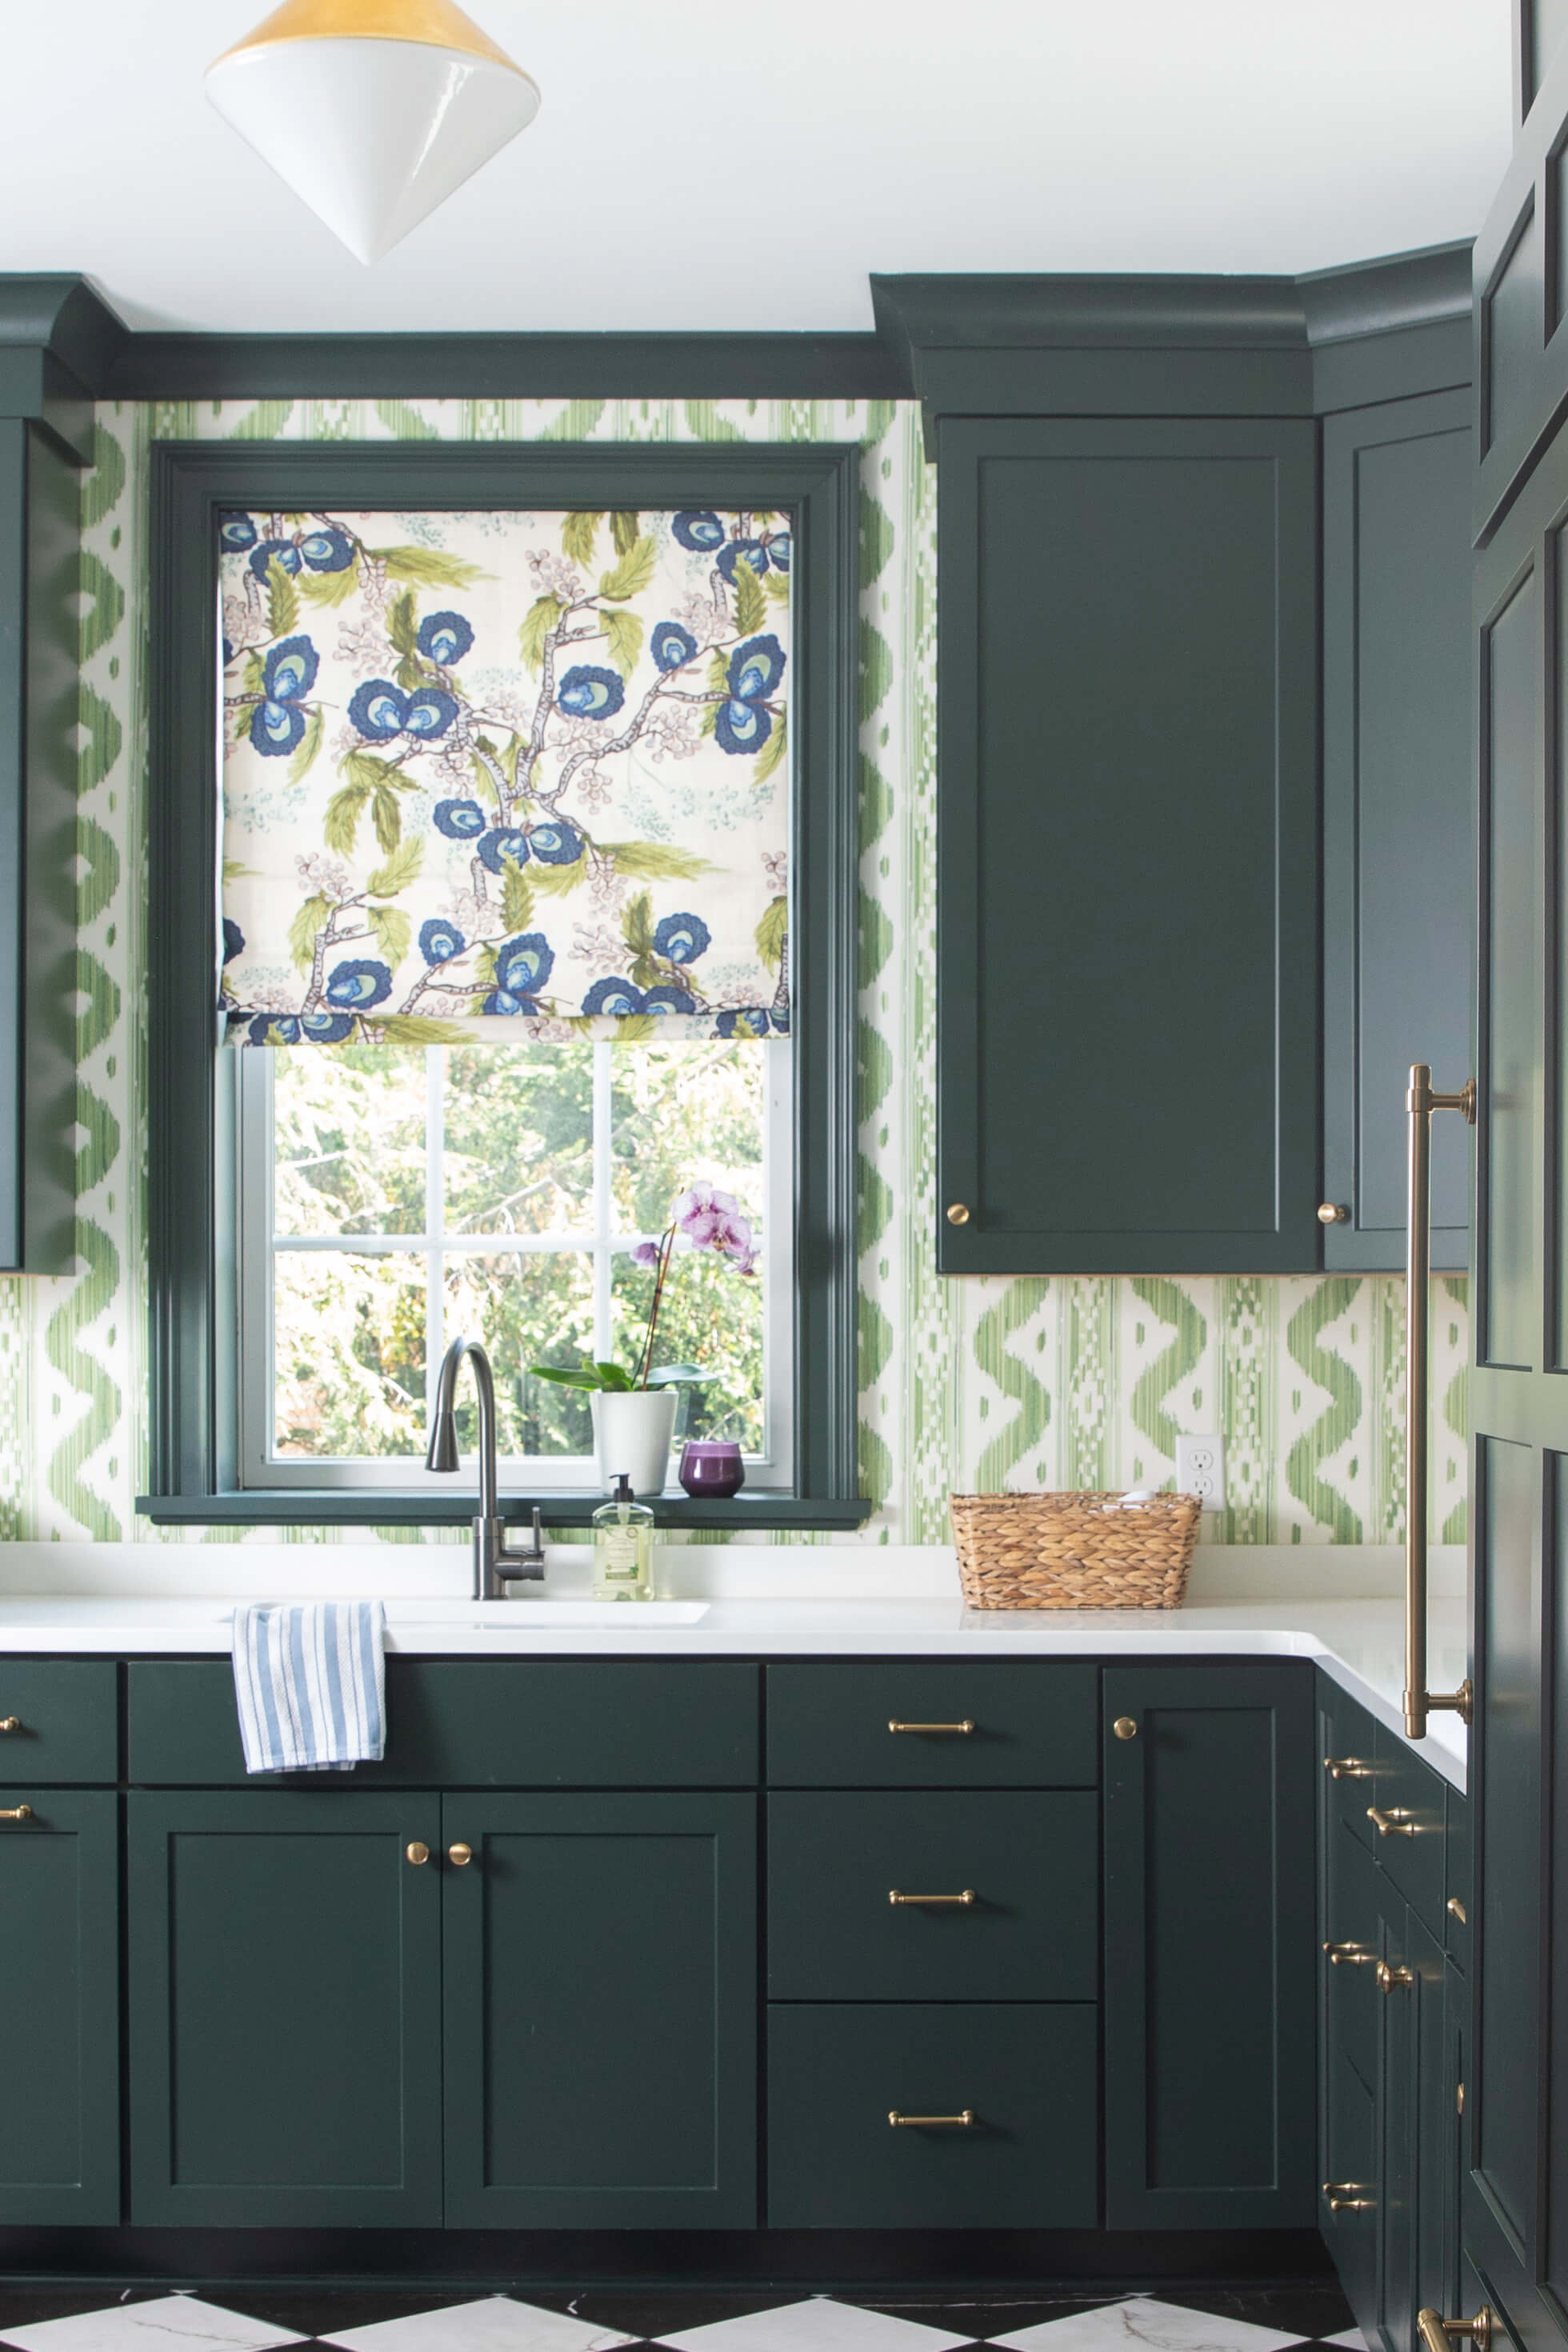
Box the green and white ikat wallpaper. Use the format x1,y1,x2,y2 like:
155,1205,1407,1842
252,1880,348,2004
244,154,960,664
0,392,1469,1550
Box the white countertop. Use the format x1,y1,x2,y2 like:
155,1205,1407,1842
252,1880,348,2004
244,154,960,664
0,1540,1471,1792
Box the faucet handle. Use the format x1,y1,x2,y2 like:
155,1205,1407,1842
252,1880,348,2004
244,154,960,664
497,1506,546,1580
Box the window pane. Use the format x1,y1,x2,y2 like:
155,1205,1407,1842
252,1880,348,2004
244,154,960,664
274,1047,426,1236
272,1251,426,1458
443,1251,596,1458
611,1244,764,1453
444,1040,596,1235
610,1040,766,1232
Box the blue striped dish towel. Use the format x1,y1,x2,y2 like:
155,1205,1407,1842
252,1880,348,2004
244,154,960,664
232,1602,387,1774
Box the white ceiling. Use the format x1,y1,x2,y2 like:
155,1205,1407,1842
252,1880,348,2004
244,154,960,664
2,1,1515,335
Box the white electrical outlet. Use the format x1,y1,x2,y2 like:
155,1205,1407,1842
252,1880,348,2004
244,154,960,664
1175,1434,1226,1511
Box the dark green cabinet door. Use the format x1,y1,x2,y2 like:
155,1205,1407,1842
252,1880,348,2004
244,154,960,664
0,1790,118,2223
1321,389,1474,1271
442,1792,756,2227
1103,1662,1316,2226
937,415,1319,1274
127,1790,442,2226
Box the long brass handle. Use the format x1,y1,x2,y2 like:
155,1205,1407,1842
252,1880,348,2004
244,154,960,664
888,1719,974,1735
1405,1062,1476,1739
890,1889,976,1907
447,1842,474,1867
1377,1959,1414,1993
1418,2312,1494,2352
1323,1941,1377,1967
1324,1754,1374,1779
0,1806,34,1822
888,2108,976,2128
0,1718,21,1734
1368,1805,1420,1838
1323,2182,1374,2212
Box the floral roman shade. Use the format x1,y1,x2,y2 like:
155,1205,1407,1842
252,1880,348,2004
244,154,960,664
218,506,791,1045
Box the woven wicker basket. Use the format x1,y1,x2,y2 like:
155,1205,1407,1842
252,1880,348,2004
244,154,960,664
950,1490,1200,1610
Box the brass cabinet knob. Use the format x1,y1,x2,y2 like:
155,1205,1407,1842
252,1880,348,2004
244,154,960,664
447,1842,474,1868
1322,1941,1377,1967
1113,1716,1138,1740
1318,1202,1351,1225
946,1202,970,1226
1447,1895,1467,1926
1323,2182,1374,2212
1368,1804,1425,1838
0,1806,34,1822
1323,1754,1373,1779
1376,1959,1414,1993
0,1718,20,1734
406,1842,430,1867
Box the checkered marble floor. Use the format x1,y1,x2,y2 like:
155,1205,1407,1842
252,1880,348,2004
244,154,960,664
0,2283,1366,2352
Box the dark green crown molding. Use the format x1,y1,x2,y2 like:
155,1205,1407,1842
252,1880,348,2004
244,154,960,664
0,242,1474,456
873,241,1475,439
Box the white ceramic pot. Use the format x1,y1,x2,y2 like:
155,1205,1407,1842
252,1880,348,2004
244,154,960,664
590,1388,678,1498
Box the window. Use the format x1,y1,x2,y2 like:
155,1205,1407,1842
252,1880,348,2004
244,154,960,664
236,1034,794,1490
144,440,862,1526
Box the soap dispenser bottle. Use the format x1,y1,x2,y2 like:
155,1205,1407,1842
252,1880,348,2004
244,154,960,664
592,1473,654,1601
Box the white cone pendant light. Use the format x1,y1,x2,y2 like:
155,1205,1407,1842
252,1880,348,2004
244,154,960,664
206,0,540,265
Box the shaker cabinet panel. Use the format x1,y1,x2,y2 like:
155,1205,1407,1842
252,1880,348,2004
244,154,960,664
1322,390,1474,1270
936,415,1320,1274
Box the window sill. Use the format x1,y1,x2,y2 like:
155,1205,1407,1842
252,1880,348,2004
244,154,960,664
135,1490,874,1531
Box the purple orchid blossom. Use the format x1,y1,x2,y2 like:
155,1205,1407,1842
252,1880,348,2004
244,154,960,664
630,1182,758,1390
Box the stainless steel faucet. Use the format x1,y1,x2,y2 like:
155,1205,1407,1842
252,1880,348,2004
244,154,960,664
426,1334,546,1601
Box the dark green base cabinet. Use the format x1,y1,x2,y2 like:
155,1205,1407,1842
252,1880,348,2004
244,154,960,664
1316,1672,1466,2352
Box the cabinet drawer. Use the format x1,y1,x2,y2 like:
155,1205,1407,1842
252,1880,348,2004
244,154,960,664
766,2002,1098,2227
1319,1678,1379,1854
128,1659,758,1786
1323,1809,1381,2090
766,1663,1096,1787
0,1662,117,1783
768,1791,1097,2001
1445,1786,1470,1970
1370,1722,1447,1928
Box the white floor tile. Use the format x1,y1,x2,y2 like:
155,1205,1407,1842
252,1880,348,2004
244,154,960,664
317,2296,636,2352
989,2301,1302,2352
654,2297,977,2352
0,2298,306,2352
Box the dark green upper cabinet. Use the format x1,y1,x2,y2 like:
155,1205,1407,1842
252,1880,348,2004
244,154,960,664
1321,390,1474,1270
936,415,1319,1274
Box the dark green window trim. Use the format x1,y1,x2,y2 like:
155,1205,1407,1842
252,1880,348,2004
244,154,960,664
138,441,866,1531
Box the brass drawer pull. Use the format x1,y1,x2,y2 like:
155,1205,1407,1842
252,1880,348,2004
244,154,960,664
0,1718,21,1734
1323,1940,1377,1967
1418,2313,1494,2352
0,1806,34,1822
890,1889,976,1908
1367,1805,1424,1837
888,1719,974,1735
1324,1754,1373,1779
447,1842,474,1867
889,2108,976,2128
1323,2182,1374,2212
1447,1895,1467,1926
1377,1959,1414,1993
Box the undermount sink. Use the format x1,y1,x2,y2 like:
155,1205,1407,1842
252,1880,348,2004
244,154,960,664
386,1600,710,1629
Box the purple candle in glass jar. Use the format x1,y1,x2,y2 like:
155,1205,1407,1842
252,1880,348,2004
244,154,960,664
678,1440,746,1498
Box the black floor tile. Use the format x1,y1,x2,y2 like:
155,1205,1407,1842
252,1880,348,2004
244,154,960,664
1155,2286,1358,2340
860,2294,1122,2337
567,2287,818,2339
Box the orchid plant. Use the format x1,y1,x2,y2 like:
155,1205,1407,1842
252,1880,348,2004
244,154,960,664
529,1182,759,1396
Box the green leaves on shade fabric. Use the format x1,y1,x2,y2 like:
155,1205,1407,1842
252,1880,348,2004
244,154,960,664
367,904,410,968
324,782,370,854
622,890,655,956
265,555,298,641
731,558,766,637
600,606,643,678
370,546,489,590
561,511,602,566
529,850,588,897
753,706,786,784
598,536,657,602
469,750,501,807
387,590,418,657
519,594,560,672
298,561,361,608
500,852,534,933
600,840,713,881
286,702,324,785
765,570,790,606
288,893,334,974
366,838,423,898
755,894,789,972
374,1014,472,1045
610,510,641,557
242,650,266,699
372,783,402,854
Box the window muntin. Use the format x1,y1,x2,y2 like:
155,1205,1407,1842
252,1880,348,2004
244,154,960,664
236,1035,794,1490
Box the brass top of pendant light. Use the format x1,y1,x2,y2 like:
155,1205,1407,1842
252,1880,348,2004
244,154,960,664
213,0,525,75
